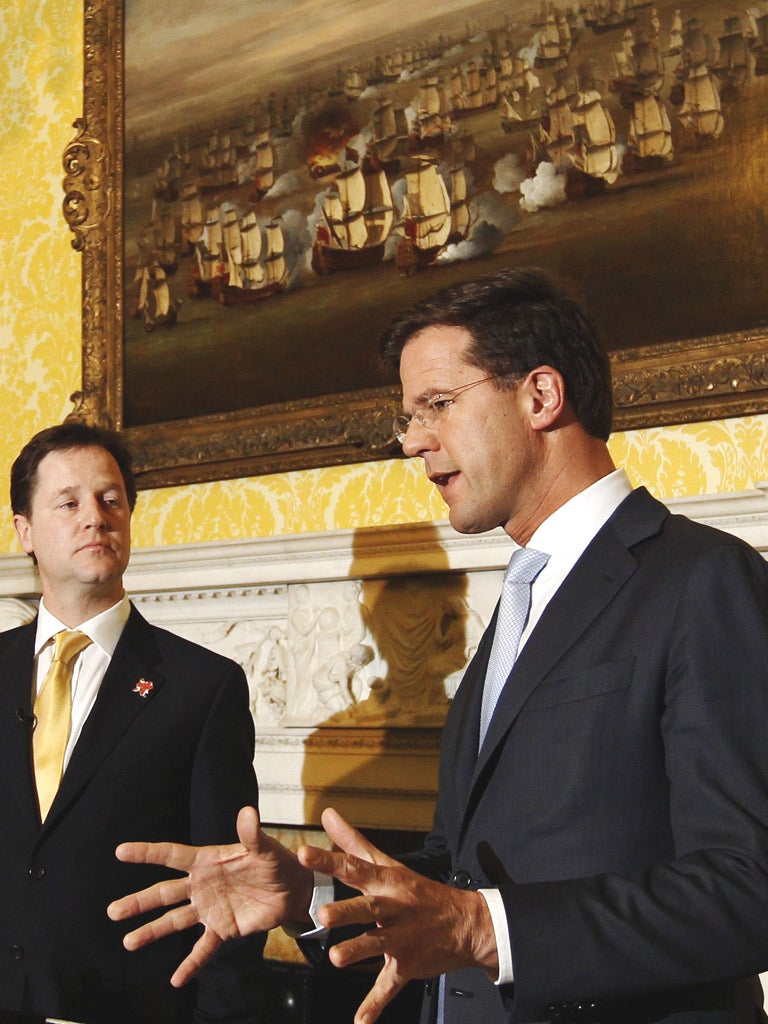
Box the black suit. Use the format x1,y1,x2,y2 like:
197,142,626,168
404,488,768,1024
0,604,266,1024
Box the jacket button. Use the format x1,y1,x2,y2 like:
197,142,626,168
452,870,473,889
9,945,24,960
28,865,45,879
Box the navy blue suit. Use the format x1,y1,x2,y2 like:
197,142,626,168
404,488,768,1024
0,604,266,1023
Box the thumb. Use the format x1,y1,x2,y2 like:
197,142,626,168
321,807,398,867
236,805,262,850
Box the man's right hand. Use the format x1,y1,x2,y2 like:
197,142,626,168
107,805,314,986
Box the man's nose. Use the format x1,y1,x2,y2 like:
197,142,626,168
81,496,107,526
400,419,438,458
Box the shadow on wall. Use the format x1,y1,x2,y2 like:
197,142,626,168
297,524,479,1022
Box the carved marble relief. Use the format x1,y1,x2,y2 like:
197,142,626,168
279,574,489,729
135,573,495,731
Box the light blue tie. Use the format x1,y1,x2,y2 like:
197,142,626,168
479,546,549,749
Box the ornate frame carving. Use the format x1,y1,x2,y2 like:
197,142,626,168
63,0,768,489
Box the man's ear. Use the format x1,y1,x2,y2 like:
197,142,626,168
13,514,34,556
528,367,565,427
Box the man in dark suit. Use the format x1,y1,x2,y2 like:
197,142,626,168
108,270,768,1024
0,422,266,1023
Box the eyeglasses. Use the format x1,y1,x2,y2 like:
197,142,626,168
392,375,501,444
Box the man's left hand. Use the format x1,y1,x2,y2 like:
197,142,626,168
299,808,499,1024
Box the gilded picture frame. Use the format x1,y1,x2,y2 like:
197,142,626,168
63,0,768,489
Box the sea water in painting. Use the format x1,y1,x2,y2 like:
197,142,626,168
123,0,768,427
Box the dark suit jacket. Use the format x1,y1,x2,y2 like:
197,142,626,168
0,604,267,1024
402,487,768,1024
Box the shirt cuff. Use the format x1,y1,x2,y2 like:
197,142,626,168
282,872,334,939
478,888,513,985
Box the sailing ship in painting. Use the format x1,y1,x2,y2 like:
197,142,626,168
249,130,276,201
131,263,181,332
395,157,454,274
500,58,544,132
312,162,395,273
625,92,674,168
369,97,409,172
219,217,288,304
570,86,621,187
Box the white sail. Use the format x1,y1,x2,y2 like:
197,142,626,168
204,207,223,255
363,167,394,246
543,86,575,162
181,185,204,244
572,90,620,181
372,99,398,161
337,166,366,214
240,211,263,263
152,267,171,318
679,64,724,137
227,249,244,289
264,222,287,287
450,166,470,239
403,162,451,250
539,15,561,59
222,208,240,257
629,94,673,158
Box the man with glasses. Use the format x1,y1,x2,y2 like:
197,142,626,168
109,269,768,1024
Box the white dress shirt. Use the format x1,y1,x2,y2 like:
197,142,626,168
33,595,132,770
480,468,633,984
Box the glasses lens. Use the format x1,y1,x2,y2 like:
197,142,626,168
393,415,411,441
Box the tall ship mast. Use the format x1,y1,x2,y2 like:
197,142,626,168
396,158,451,275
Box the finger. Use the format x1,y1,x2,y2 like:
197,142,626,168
170,929,223,987
321,808,397,867
353,960,406,1024
107,877,190,921
121,902,201,950
317,893,381,931
297,843,348,875
327,927,387,969
115,839,194,872
297,844,383,892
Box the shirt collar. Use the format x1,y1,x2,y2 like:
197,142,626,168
528,469,633,560
35,595,132,658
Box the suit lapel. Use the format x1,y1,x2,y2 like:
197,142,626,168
464,488,668,821
44,606,165,827
0,621,43,826
444,620,495,817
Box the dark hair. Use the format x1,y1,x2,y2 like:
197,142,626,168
380,268,613,440
11,421,138,517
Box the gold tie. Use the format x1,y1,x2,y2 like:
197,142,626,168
33,630,92,820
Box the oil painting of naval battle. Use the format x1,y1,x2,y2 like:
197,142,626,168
123,0,768,431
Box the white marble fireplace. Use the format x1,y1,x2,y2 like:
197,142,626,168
1,486,766,834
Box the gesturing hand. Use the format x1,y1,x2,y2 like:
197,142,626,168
107,805,314,987
298,808,498,1024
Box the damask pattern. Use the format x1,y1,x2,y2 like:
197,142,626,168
0,0,767,558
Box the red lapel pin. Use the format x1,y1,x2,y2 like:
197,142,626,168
133,679,154,698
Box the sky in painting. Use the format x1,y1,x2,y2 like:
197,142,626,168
125,0,513,134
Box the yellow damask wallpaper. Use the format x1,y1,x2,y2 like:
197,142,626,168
0,0,767,558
